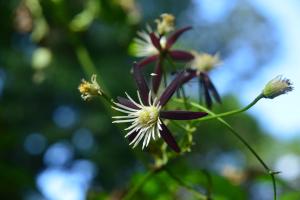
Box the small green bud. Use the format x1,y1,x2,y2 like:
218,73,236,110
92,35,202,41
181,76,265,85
263,75,293,99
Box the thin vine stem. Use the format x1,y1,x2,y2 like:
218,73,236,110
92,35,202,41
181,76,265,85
123,169,157,200
165,168,207,200
180,86,189,110
75,43,97,77
202,169,213,200
195,94,263,122
70,35,115,106
178,99,278,200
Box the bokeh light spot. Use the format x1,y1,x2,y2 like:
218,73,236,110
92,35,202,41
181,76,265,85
37,168,85,200
53,106,77,129
36,160,96,200
24,133,47,155
72,128,94,151
275,154,300,181
44,142,74,166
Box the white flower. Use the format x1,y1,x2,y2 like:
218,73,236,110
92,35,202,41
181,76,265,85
131,25,166,57
112,91,162,149
263,75,293,99
78,74,102,101
190,51,220,74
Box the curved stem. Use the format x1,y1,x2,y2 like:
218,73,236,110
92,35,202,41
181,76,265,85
202,169,213,200
123,169,157,200
196,94,263,122
175,99,278,200
180,86,189,109
100,92,114,106
165,168,207,200
166,54,177,71
71,36,114,105
75,43,98,77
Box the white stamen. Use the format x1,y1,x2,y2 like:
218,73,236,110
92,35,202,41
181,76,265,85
111,106,133,114
137,90,144,106
125,92,143,108
112,91,161,150
131,27,167,57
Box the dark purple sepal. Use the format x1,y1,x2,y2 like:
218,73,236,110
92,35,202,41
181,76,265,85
152,57,163,93
169,50,194,61
182,69,197,84
160,110,208,120
166,26,192,49
137,55,159,68
117,96,139,109
206,75,221,103
127,131,138,143
159,71,185,107
133,63,150,105
200,73,212,108
150,32,162,51
159,122,180,153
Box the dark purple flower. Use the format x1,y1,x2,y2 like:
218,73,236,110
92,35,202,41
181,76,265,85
112,64,207,152
180,51,222,108
135,26,194,93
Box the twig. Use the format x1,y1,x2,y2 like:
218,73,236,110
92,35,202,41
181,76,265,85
123,169,158,200
175,99,279,200
195,94,263,122
165,168,207,200
176,99,279,200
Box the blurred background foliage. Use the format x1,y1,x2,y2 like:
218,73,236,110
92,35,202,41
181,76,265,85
0,0,299,199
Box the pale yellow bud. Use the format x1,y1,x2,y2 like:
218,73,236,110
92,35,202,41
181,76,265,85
155,13,175,35
191,51,220,73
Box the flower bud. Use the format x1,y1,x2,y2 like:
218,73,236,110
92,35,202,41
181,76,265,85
78,74,102,100
190,51,220,74
155,13,175,35
263,75,293,99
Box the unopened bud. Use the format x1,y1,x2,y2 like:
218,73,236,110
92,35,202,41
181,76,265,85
263,75,293,99
155,13,175,35
191,51,220,73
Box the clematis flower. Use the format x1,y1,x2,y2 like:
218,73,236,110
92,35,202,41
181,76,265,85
130,14,194,93
112,64,207,152
182,52,221,108
130,25,167,58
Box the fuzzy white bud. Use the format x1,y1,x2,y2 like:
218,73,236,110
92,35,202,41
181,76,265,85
263,75,293,99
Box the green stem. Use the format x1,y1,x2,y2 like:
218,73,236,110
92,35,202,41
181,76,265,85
165,169,207,200
202,169,213,200
180,86,189,110
71,36,114,104
196,94,263,122
100,92,113,106
199,78,203,104
166,55,177,71
178,99,278,200
123,169,157,200
75,43,98,77
163,70,167,88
